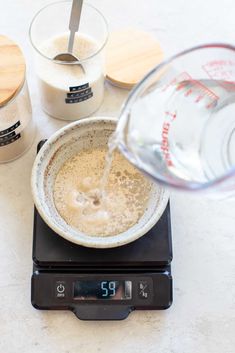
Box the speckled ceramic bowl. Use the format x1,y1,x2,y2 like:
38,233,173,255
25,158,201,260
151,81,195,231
31,117,169,248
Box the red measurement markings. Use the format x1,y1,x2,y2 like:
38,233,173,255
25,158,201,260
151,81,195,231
162,71,218,108
202,60,235,92
161,111,177,167
175,72,219,107
189,78,219,108
162,72,191,92
165,111,177,121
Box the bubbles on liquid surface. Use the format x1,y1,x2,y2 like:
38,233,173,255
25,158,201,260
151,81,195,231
53,147,152,236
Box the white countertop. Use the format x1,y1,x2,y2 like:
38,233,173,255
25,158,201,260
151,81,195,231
1,1,235,352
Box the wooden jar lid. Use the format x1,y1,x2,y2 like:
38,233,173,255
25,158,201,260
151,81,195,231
106,28,164,89
0,35,26,107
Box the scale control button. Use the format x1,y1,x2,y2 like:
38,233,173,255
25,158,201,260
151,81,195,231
55,281,66,299
138,281,150,299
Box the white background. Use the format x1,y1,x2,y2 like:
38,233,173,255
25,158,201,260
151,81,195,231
0,1,235,352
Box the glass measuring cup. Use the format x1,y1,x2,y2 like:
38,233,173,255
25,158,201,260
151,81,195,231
116,44,235,197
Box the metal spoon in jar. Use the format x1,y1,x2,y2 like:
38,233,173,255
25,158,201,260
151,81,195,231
54,0,85,72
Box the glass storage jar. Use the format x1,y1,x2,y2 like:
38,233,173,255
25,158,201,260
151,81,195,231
0,35,34,163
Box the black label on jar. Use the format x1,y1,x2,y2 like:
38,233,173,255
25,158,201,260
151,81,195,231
0,120,21,136
0,133,21,147
69,83,89,92
67,87,92,98
0,131,16,142
65,92,93,104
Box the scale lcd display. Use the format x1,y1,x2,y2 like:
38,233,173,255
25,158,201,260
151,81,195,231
73,280,132,300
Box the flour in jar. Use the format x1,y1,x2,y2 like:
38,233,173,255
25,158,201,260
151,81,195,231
37,33,104,120
53,147,152,236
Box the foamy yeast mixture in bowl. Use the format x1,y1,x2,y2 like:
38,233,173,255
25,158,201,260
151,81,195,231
31,117,169,248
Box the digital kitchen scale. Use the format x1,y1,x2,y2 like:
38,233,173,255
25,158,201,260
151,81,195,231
31,142,173,320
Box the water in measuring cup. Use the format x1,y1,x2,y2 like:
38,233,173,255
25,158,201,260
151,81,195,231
124,79,235,186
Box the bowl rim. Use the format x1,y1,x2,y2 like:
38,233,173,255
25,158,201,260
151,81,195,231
31,116,169,248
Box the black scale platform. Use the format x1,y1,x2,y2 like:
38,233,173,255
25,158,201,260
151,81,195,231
33,204,172,268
